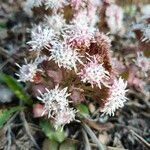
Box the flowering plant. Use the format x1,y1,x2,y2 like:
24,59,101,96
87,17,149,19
16,0,130,130
0,0,149,149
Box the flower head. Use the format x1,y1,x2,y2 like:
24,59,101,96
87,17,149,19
62,8,97,50
49,42,83,71
45,13,66,33
78,55,110,88
73,9,98,28
37,85,70,116
27,25,55,51
105,4,124,34
54,108,76,129
37,85,76,128
62,23,95,50
135,52,150,76
16,59,41,82
101,77,128,116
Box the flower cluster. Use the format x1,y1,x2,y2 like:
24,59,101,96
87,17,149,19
37,85,76,129
62,24,95,50
62,8,97,50
44,13,66,33
78,55,110,89
16,59,41,82
101,78,128,116
16,0,130,129
27,25,55,52
49,42,82,71
105,4,124,34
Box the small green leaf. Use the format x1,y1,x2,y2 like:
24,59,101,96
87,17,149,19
59,140,76,150
77,104,89,117
0,73,32,105
0,106,25,128
40,120,66,143
0,23,7,30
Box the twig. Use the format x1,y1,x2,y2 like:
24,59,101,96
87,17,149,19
115,123,143,134
83,123,106,150
128,90,150,108
5,125,12,150
20,111,41,150
28,123,42,131
107,147,128,150
82,129,91,150
91,108,101,118
83,118,114,132
130,129,150,148
5,112,19,127
67,138,127,150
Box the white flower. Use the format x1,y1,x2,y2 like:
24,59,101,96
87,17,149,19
16,59,41,82
142,25,150,43
62,23,95,49
37,85,70,117
78,55,110,88
54,108,76,129
72,9,98,28
45,13,66,32
72,11,89,28
49,42,83,71
27,25,55,51
136,52,150,75
105,4,124,34
61,9,98,49
101,77,128,116
37,85,76,128
44,0,68,11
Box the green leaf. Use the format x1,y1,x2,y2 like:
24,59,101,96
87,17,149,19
77,104,89,117
0,23,7,30
40,120,66,143
0,106,25,128
0,73,32,105
59,140,76,150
